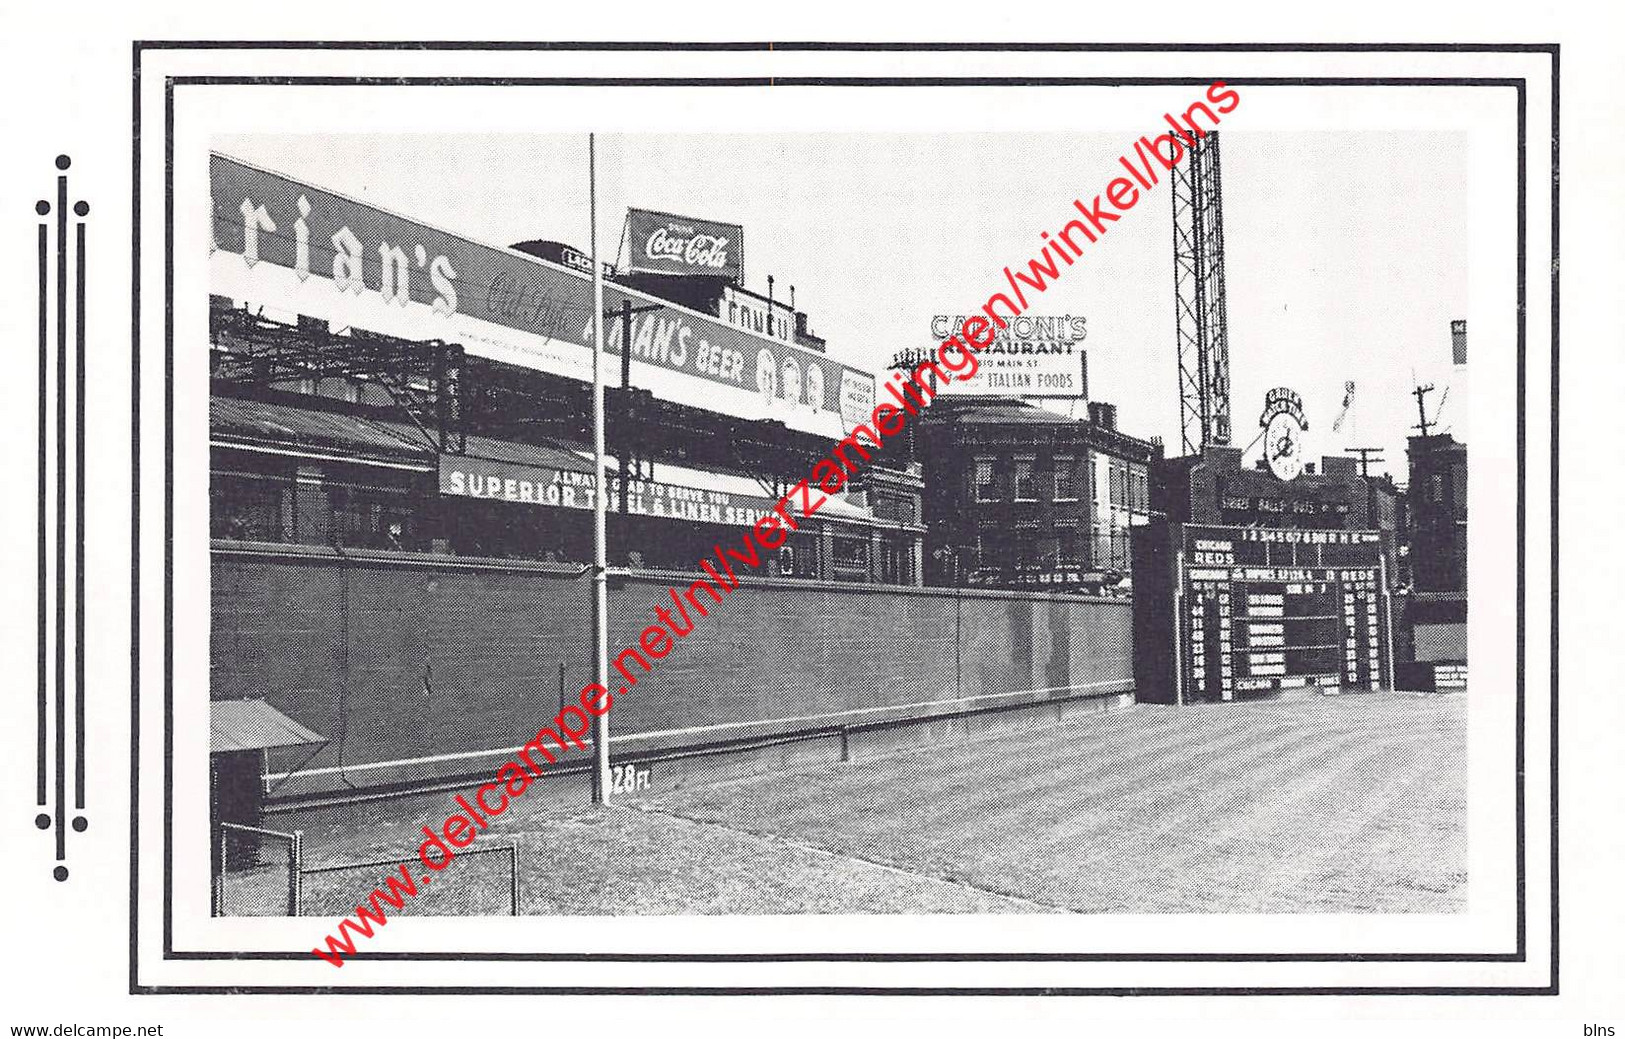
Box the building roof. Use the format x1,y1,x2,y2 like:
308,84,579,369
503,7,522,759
211,395,432,466
458,432,595,474
948,401,1085,425
210,699,325,754
923,399,1157,458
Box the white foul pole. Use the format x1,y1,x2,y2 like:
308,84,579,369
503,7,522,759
589,134,611,804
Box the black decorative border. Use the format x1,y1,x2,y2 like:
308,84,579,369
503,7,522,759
130,43,1560,995
34,153,91,881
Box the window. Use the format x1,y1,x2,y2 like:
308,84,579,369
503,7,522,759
832,536,870,569
1109,462,1126,507
1057,524,1080,564
974,457,997,501
1431,474,1444,503
784,534,820,578
978,524,1012,570
1094,529,1113,570
1053,456,1077,501
211,472,289,543
1014,457,1037,501
328,483,416,550
1013,525,1039,568
878,536,913,585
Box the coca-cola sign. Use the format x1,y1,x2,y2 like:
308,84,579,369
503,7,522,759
625,207,744,281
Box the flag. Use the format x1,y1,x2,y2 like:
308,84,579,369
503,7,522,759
1332,381,1355,432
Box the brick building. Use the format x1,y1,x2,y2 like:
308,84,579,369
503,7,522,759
1398,432,1468,689
909,399,1157,593
1406,433,1467,594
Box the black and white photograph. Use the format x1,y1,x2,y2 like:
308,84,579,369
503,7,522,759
204,126,1468,926
2,13,1613,1034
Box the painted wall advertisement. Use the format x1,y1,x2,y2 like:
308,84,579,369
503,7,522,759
208,154,871,439
890,314,1088,398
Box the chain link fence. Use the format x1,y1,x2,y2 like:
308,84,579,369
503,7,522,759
297,844,520,917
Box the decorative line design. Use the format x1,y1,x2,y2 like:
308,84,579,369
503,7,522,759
55,159,67,874
36,206,48,815
75,202,89,819
33,153,88,882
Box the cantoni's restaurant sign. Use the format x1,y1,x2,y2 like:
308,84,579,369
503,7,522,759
208,154,869,440
891,314,1088,398
623,207,744,281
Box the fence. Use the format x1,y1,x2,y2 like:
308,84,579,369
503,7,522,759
212,820,520,917
213,541,1135,798
297,844,520,918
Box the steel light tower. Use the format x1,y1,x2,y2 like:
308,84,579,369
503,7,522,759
1171,130,1233,455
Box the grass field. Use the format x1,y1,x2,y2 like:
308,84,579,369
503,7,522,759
253,691,1465,916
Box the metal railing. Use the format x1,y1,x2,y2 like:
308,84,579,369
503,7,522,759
212,822,520,917
213,822,303,917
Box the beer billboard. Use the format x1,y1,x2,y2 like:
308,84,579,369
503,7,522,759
209,154,870,439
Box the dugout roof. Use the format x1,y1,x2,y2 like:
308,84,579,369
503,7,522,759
210,699,325,754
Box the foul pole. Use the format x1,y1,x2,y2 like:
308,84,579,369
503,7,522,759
589,134,611,803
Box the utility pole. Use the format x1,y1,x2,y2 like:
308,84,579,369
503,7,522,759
619,297,632,521
1411,383,1436,437
588,134,611,805
608,297,662,523
1344,447,1385,479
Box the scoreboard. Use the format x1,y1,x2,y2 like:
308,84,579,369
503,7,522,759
1132,522,1393,704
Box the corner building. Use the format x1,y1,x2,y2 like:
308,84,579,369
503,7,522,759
909,399,1157,594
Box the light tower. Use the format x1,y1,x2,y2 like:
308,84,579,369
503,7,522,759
1171,130,1233,455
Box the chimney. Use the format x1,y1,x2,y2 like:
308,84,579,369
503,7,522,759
1087,401,1118,430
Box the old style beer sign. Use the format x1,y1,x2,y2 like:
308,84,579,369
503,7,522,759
208,154,869,440
623,207,744,281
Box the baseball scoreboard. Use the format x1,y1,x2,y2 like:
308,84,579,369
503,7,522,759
1132,521,1394,703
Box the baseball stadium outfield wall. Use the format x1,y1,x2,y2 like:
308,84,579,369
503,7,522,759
210,542,1135,802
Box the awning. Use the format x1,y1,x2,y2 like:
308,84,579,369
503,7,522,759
460,432,594,474
210,699,325,754
211,396,433,469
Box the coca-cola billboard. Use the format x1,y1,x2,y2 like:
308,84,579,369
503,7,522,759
624,207,744,281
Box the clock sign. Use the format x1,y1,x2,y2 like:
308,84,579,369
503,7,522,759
1259,387,1309,482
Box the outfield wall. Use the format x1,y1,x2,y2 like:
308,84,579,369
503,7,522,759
211,542,1134,799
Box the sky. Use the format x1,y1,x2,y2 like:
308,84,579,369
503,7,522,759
218,130,1469,480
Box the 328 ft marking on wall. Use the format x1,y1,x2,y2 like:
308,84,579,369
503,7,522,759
609,764,650,794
